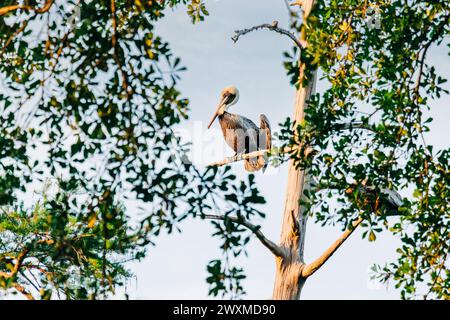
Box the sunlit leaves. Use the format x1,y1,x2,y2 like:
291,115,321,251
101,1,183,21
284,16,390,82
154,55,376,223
279,0,449,299
0,0,264,300
0,180,145,299
186,0,209,23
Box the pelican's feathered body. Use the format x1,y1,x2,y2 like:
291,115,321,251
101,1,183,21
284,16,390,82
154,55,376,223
208,86,271,172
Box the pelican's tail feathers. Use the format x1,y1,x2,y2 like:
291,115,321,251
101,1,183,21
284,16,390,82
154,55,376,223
259,114,272,150
259,114,271,173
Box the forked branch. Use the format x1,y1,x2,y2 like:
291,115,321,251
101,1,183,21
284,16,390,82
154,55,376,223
301,218,363,278
204,214,285,258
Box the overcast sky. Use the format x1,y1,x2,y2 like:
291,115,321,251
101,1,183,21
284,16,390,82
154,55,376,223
124,0,449,299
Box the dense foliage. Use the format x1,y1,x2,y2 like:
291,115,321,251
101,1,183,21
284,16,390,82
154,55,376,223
0,0,263,299
0,0,448,300
280,0,449,299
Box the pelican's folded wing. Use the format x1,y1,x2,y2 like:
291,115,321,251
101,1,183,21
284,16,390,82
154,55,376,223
259,114,271,150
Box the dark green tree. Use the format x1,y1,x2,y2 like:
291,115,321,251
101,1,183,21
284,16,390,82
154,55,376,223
0,0,449,300
0,0,264,299
197,0,449,299
268,0,449,299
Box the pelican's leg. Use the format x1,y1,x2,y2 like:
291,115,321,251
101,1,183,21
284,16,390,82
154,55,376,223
225,155,234,162
233,151,245,161
224,152,242,163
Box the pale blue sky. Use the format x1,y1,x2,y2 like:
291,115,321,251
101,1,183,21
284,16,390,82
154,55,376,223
121,0,449,299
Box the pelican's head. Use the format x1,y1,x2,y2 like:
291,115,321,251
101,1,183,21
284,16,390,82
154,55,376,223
207,86,240,129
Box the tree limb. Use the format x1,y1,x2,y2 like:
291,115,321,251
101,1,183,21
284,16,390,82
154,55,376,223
208,146,316,168
0,0,54,16
204,214,285,258
232,21,306,49
301,218,363,278
207,122,374,168
331,121,376,133
1,20,28,55
208,149,276,168
13,283,34,300
0,247,30,279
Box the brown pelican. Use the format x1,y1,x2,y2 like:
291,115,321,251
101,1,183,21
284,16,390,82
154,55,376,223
207,86,271,172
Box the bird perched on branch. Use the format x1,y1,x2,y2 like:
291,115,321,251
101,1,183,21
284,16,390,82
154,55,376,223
345,178,404,215
207,86,271,172
363,185,404,212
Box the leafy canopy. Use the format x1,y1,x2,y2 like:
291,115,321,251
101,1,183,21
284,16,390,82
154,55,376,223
280,0,449,299
0,0,448,300
0,0,263,299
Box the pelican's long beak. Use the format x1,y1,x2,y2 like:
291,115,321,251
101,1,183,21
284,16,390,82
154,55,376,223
207,97,226,129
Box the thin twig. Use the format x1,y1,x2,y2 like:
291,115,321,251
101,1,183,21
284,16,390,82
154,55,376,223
412,12,450,159
20,268,42,292
414,12,450,99
0,247,30,279
204,214,285,258
423,249,449,300
1,20,28,55
0,0,54,16
331,121,376,133
232,21,305,49
111,0,131,94
21,30,71,128
13,283,34,300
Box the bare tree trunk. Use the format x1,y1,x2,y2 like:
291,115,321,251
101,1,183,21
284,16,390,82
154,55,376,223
272,0,317,300
207,0,367,299
208,0,363,300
